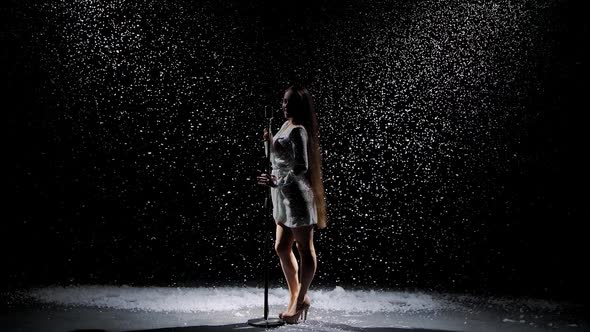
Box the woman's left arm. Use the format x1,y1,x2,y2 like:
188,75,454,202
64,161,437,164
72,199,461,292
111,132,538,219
276,127,308,188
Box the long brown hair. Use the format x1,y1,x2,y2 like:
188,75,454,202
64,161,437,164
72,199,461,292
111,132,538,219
285,85,328,229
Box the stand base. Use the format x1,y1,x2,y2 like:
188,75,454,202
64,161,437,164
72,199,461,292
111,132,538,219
247,317,285,327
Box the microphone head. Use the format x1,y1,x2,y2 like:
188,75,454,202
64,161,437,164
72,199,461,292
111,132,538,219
264,106,280,120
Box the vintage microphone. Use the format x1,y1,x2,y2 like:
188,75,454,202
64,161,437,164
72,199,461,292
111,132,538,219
248,106,285,327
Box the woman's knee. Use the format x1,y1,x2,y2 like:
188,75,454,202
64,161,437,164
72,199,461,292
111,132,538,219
296,241,315,255
293,225,314,252
274,236,294,256
274,223,294,255
275,241,293,256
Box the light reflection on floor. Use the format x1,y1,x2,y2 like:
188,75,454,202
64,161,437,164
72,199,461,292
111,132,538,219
2,285,586,332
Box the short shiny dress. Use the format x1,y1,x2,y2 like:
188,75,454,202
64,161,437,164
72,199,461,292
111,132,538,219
270,121,318,228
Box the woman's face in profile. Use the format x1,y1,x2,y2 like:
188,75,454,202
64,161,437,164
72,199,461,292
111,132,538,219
282,90,293,119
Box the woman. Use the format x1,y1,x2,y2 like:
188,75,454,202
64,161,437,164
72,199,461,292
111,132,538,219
257,85,327,324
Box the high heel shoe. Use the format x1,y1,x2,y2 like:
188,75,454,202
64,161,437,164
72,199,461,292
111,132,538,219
281,296,311,324
279,293,310,320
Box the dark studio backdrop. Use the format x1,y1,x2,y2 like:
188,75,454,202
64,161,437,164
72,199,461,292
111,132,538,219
8,0,588,303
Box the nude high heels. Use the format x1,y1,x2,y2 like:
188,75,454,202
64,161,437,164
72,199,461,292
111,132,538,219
279,293,310,319
280,294,311,324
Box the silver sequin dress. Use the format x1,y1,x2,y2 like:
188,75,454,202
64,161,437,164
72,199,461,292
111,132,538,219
270,121,318,228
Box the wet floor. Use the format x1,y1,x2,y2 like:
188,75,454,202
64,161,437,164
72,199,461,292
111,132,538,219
2,285,586,332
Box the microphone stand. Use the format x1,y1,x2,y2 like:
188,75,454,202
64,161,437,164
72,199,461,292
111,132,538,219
248,106,284,327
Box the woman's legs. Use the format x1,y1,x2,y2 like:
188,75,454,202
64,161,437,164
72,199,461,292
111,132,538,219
275,223,300,311
292,225,316,305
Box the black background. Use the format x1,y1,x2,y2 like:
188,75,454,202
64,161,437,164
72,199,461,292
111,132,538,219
7,0,588,303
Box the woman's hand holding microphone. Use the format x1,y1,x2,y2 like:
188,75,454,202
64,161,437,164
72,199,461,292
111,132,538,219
257,127,277,187
257,173,277,187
